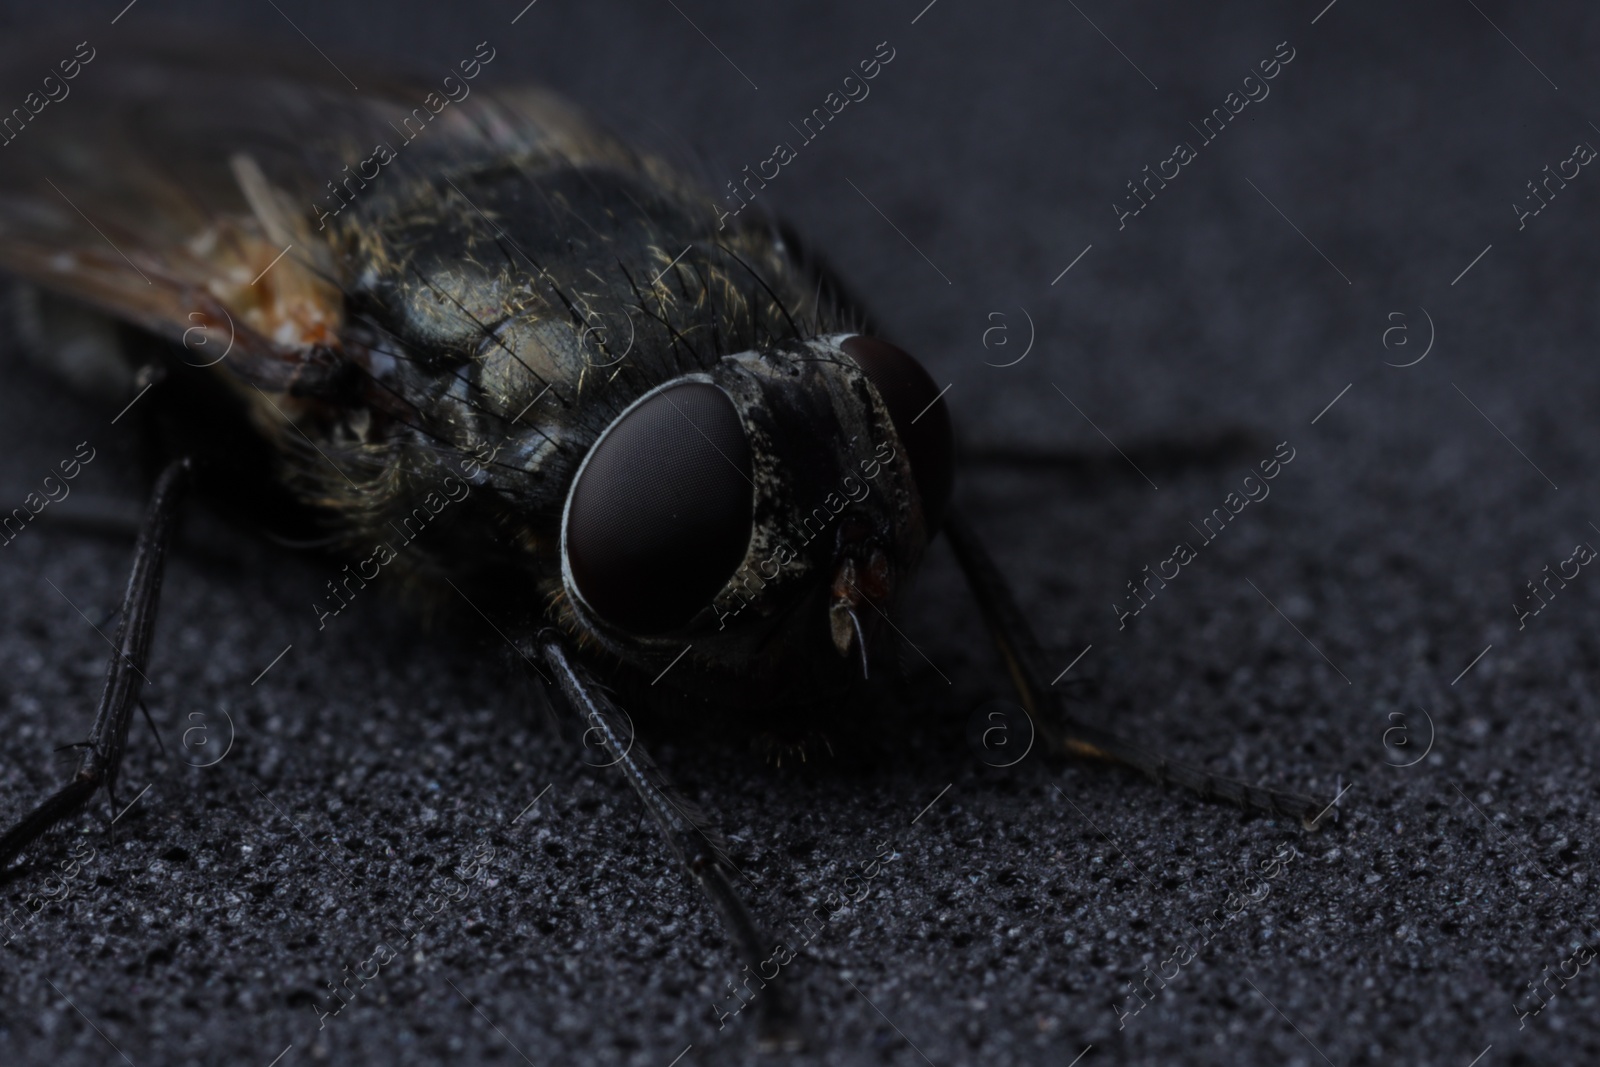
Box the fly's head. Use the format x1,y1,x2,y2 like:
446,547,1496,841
557,333,953,698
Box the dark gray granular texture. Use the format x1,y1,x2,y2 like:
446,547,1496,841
0,1,1598,1065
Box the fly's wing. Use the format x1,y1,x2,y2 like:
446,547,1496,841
0,37,632,398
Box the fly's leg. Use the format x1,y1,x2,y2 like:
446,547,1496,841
537,635,804,1052
0,458,190,870
942,506,1332,829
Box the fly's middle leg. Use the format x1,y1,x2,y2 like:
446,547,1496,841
0,457,190,871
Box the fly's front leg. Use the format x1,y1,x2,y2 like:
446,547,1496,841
536,634,805,1052
942,506,1332,828
0,458,190,870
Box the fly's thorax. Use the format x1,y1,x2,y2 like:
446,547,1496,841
556,334,948,690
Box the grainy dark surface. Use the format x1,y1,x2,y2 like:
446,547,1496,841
0,1,1598,1065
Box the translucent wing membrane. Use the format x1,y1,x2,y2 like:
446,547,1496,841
0,40,616,380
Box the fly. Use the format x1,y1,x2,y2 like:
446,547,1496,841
0,42,1327,1049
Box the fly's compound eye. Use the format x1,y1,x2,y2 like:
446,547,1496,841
841,335,954,526
564,381,754,634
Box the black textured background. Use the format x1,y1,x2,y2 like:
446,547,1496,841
1,1,1598,1065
